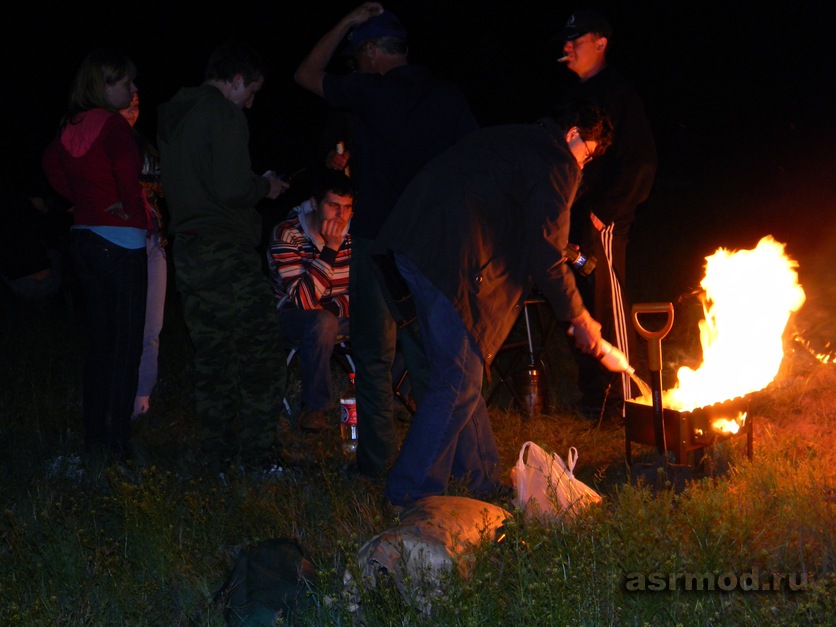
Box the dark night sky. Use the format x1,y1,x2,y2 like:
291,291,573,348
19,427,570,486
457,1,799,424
7,0,836,302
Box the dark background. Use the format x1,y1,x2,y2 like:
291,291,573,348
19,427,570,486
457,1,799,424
6,0,836,306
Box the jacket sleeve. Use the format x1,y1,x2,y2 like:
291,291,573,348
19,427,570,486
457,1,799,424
103,116,149,225
328,277,349,318
527,170,586,321
210,105,270,208
574,87,657,225
41,139,71,201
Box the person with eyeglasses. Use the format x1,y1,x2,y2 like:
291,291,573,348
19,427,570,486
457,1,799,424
373,102,613,509
555,9,658,422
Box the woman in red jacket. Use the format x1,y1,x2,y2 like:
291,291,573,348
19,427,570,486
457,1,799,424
43,49,149,460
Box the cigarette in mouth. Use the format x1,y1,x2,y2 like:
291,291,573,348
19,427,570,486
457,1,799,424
557,55,569,63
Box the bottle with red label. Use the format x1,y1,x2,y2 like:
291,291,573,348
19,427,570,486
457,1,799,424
340,373,358,459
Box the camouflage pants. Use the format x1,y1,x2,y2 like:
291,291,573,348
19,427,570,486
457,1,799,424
173,236,286,461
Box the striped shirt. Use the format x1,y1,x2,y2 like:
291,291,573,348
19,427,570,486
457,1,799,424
267,199,350,317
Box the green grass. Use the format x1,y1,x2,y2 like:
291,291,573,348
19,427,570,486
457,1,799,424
1,285,834,626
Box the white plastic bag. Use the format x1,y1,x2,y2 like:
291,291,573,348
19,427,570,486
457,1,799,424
512,441,602,521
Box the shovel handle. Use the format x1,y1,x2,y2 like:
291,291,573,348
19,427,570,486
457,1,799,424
632,302,674,375
632,302,674,459
631,302,675,340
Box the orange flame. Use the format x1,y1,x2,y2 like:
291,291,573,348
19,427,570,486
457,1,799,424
793,334,834,364
712,412,747,434
663,236,806,411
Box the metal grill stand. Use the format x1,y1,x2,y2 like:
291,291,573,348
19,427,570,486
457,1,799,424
627,302,754,476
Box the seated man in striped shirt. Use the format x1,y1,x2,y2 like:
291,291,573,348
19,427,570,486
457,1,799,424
267,169,354,432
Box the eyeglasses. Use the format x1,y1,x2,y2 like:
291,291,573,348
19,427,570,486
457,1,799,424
581,141,593,165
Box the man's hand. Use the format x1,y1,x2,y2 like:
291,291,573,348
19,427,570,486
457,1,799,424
263,171,290,199
344,2,384,29
590,211,605,231
320,218,347,251
104,201,129,221
569,309,603,356
294,2,384,96
325,148,351,171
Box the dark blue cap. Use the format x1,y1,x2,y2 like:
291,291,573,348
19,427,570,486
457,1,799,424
347,10,408,51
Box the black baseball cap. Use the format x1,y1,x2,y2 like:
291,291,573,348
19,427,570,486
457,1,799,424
559,9,612,41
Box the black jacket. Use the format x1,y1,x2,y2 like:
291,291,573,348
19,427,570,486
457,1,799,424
323,64,478,240
557,66,657,229
377,118,585,365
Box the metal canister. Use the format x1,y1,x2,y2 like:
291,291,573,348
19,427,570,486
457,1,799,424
512,367,548,417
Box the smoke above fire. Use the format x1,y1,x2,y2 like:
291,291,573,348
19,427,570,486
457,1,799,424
664,236,806,411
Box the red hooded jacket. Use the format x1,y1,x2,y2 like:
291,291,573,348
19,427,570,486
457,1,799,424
42,109,149,229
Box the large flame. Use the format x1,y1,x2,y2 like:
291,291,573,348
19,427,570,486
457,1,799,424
663,236,806,411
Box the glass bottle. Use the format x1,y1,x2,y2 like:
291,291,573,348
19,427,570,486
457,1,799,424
340,373,358,458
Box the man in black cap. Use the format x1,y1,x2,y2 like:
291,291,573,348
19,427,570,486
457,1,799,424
556,9,658,421
295,2,478,481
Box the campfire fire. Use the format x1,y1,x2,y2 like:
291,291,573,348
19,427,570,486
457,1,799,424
793,334,834,365
636,235,806,414
712,416,743,434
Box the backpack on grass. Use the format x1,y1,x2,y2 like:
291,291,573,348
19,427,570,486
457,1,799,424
214,538,316,626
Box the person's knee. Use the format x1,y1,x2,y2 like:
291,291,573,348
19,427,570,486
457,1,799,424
307,310,339,345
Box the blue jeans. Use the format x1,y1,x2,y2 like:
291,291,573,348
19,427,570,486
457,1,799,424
136,235,167,398
69,229,146,457
278,308,349,411
384,254,500,506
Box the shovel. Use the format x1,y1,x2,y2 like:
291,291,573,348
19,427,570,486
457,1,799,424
631,302,675,469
